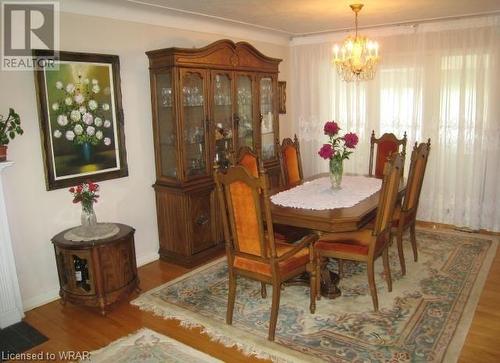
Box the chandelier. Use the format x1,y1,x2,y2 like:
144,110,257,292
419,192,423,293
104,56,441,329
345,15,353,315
332,4,379,82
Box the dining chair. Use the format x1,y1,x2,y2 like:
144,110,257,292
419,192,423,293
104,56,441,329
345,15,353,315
214,163,318,341
315,152,404,311
277,135,303,187
369,131,407,178
392,139,431,275
234,145,311,243
232,146,260,177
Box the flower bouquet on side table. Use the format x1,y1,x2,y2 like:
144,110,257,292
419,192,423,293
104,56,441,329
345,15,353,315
65,181,119,242
318,121,359,189
69,181,100,227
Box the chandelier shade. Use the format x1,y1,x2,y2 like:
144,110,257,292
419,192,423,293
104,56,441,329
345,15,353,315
332,4,379,82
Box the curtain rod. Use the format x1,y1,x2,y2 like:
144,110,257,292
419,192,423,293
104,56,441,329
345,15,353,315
292,10,500,39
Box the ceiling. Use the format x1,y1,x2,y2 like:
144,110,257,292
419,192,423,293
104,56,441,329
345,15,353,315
125,0,500,36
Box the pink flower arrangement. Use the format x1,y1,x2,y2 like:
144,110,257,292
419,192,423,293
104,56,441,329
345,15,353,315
317,120,358,162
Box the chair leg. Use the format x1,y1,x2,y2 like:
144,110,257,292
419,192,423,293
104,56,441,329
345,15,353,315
316,254,322,301
396,228,406,276
226,272,237,325
382,248,392,292
268,283,281,341
309,263,316,314
260,282,267,299
367,262,379,312
338,259,344,278
410,222,418,262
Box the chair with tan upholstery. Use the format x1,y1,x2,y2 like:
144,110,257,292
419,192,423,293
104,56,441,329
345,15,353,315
392,139,431,275
314,152,404,311
214,163,318,341
277,135,303,187
369,131,407,178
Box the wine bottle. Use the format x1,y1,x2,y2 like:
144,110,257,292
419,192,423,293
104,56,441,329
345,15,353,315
74,256,83,284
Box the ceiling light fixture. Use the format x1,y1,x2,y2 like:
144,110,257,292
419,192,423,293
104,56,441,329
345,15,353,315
332,3,379,82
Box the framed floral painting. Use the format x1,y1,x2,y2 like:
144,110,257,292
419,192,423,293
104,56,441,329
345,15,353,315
34,50,128,190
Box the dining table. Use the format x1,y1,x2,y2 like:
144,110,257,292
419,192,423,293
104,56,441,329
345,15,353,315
270,173,406,298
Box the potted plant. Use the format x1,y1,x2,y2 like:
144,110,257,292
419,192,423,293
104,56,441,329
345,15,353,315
0,108,23,161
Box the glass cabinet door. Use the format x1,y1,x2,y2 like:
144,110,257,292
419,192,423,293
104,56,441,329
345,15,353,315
212,72,233,168
236,74,254,149
155,72,177,178
260,76,276,160
181,70,209,179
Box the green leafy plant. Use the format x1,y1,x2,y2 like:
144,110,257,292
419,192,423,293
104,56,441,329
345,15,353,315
0,108,23,145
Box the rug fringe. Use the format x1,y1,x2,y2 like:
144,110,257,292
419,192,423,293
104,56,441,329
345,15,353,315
131,294,322,363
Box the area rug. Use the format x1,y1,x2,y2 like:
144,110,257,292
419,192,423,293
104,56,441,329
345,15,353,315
131,229,498,363
82,328,222,362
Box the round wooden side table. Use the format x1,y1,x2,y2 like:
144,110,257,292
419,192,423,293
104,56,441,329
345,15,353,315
52,223,140,315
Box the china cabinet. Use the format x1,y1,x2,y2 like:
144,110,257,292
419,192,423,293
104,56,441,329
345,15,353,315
147,40,282,267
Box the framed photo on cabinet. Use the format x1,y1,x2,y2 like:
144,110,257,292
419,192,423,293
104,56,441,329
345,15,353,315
33,50,128,190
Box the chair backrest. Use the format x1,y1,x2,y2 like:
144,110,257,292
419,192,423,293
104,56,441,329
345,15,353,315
372,153,404,247
234,146,259,178
369,131,407,179
277,135,303,187
214,164,277,263
402,139,431,213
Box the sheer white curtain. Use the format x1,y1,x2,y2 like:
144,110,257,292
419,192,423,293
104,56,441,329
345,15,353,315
290,16,500,231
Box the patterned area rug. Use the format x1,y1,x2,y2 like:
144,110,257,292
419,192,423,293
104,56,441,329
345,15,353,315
82,328,222,362
132,229,498,363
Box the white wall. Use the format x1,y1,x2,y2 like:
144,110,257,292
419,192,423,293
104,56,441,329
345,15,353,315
0,11,291,310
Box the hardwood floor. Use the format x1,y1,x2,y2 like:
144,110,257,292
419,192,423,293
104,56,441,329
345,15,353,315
22,228,500,362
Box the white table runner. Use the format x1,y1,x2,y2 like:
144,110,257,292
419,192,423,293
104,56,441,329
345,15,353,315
270,176,382,210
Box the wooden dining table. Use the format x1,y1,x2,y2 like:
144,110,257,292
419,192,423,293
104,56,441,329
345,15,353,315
270,173,406,298
271,173,405,233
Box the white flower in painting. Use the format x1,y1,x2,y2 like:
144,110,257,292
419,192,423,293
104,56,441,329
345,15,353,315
92,79,98,85
55,81,63,89
66,83,75,94
53,129,62,138
79,106,87,114
82,112,93,125
65,130,75,141
52,102,59,111
64,97,73,106
74,124,83,135
84,78,90,84
103,119,111,128
88,100,98,110
103,137,111,146
86,126,96,136
94,117,103,127
74,93,85,104
57,114,68,126
95,130,103,140
70,110,81,122
102,103,109,111
92,84,100,94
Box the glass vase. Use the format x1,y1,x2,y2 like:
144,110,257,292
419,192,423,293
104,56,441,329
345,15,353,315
329,158,343,189
81,203,97,227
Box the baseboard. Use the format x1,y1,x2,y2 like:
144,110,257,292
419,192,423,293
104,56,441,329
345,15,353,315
136,251,159,267
22,288,60,312
22,252,160,312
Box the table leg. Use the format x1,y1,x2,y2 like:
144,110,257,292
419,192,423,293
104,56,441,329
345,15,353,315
283,264,341,299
